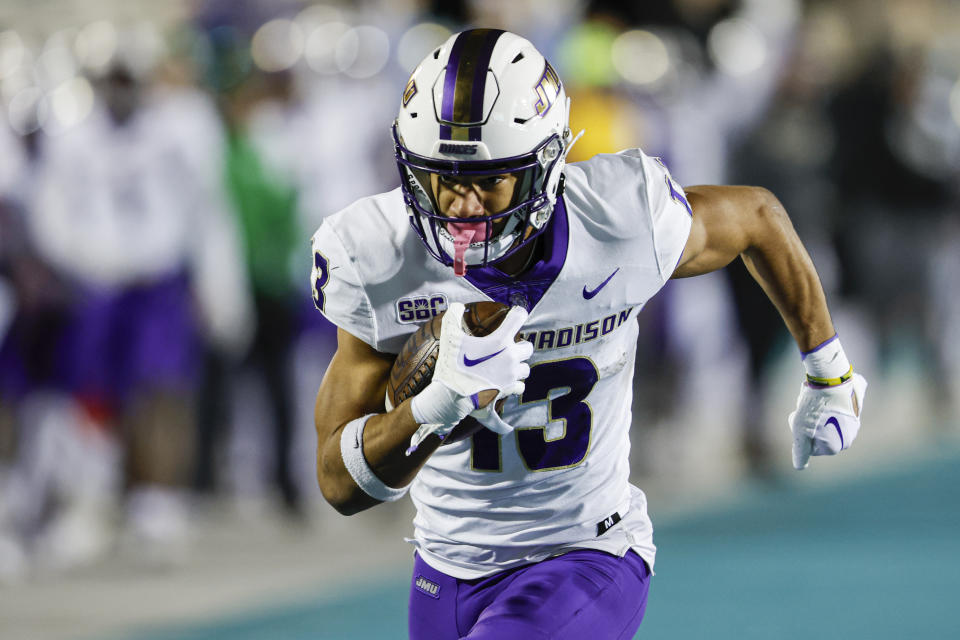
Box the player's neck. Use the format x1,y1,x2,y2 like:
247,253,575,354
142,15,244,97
495,238,541,277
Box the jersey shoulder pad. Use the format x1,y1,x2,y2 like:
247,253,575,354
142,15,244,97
566,149,692,282
310,188,408,347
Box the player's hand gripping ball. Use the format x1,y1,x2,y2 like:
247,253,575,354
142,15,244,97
386,301,518,444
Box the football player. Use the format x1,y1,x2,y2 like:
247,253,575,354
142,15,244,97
311,29,867,640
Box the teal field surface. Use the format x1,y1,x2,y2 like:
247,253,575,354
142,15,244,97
123,446,960,640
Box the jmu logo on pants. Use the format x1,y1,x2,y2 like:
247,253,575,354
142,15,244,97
415,575,441,599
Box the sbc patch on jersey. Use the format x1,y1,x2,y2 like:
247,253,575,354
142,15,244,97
396,294,448,324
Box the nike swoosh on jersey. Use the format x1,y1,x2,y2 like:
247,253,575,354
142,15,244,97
582,268,620,299
463,348,505,367
825,416,843,449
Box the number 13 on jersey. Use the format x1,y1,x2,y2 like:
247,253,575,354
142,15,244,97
471,357,599,472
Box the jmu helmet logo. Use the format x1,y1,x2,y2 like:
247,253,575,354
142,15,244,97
396,294,448,324
533,61,561,116
402,76,418,107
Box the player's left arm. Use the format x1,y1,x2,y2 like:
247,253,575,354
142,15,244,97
673,185,830,349
672,185,867,469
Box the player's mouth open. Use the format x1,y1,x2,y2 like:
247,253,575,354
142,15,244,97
447,220,490,242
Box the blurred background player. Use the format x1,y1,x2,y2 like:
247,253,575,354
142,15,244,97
1,26,252,571
556,0,801,476
192,1,306,517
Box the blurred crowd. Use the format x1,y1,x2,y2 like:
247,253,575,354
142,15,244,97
1,0,959,584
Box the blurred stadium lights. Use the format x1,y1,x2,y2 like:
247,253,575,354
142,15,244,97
0,30,26,79
7,86,45,135
250,18,304,72
335,25,389,79
304,20,350,75
74,20,118,75
611,30,670,87
36,35,77,90
557,21,618,88
294,3,344,35
46,75,94,133
1,62,32,107
118,22,165,78
754,0,800,26
951,78,960,129
1,18,164,134
397,22,451,73
707,17,767,77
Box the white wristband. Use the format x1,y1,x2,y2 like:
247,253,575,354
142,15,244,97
801,334,851,380
339,414,410,502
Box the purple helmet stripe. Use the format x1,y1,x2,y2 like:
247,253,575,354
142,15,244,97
468,29,503,141
439,33,467,140
439,29,504,141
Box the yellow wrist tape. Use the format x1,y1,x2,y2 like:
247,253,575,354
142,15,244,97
806,365,854,388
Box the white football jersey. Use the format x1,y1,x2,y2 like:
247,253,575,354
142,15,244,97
312,149,692,579
30,89,229,287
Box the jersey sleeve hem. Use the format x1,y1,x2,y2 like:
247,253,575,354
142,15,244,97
312,221,380,349
639,154,693,284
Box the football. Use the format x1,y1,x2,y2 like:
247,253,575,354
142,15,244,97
386,301,511,444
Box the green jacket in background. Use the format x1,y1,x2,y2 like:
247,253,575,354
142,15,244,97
225,133,298,301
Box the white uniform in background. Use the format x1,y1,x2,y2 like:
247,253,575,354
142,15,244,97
6,88,252,572
312,149,692,578
0,119,25,199
30,88,252,353
0,120,26,341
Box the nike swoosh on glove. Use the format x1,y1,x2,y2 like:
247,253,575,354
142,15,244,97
410,302,533,433
788,373,867,470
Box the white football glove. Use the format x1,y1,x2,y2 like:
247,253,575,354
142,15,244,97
788,373,867,470
468,398,517,435
408,303,532,452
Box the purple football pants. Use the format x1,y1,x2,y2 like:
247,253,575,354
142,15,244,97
64,273,198,408
409,549,650,640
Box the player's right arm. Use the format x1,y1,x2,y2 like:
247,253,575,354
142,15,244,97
311,216,531,513
314,328,443,516
315,301,531,515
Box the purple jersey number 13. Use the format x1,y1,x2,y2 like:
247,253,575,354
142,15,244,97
471,357,599,471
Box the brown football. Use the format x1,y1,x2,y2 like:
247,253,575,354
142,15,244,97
387,301,512,444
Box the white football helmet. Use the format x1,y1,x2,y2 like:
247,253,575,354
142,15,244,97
393,29,577,273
